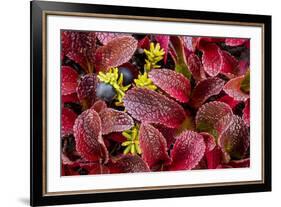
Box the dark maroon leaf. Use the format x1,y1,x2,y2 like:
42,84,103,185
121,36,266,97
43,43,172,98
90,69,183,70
123,88,186,128
139,123,171,169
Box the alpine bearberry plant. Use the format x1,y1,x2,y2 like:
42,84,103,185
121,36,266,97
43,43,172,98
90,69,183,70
61,30,250,176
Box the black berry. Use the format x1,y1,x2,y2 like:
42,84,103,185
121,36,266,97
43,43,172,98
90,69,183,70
96,82,116,102
118,67,134,86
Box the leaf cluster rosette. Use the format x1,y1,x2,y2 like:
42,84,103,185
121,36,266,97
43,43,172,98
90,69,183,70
61,31,250,175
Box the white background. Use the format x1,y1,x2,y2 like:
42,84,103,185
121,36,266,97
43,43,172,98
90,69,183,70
47,14,262,193
0,0,278,206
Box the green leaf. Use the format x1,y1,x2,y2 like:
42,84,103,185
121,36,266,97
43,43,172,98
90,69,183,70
170,36,192,79
175,63,192,79
196,122,218,140
240,70,250,94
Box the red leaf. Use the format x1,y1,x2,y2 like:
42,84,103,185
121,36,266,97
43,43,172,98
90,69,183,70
153,124,177,148
182,36,195,53
238,60,250,76
138,36,150,49
62,31,96,71
108,155,150,173
139,123,171,169
155,35,170,63
218,95,239,109
200,132,216,152
205,146,223,169
62,108,77,137
62,66,79,95
148,69,191,103
196,101,233,135
196,37,225,50
99,108,134,135
218,115,250,159
201,43,222,76
76,74,98,108
243,99,250,127
219,50,239,76
62,93,79,104
187,53,206,82
95,36,138,72
189,77,225,108
73,109,108,162
169,36,191,78
123,88,186,128
225,38,247,46
104,132,127,143
90,100,107,113
96,32,128,45
224,75,250,101
169,131,205,170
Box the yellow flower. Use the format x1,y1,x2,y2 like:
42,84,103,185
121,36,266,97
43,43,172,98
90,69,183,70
97,67,130,103
134,72,157,91
144,42,165,72
121,125,142,155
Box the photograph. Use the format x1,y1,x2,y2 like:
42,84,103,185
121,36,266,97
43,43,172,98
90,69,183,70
61,31,251,176
29,1,271,205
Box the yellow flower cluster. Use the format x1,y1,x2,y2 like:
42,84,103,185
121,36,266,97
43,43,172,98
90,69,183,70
121,125,142,155
97,67,130,103
144,42,165,72
134,72,157,91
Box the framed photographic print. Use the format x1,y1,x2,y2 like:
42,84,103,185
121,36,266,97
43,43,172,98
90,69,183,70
30,0,271,206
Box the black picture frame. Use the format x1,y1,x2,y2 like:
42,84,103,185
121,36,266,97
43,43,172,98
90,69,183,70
30,1,272,206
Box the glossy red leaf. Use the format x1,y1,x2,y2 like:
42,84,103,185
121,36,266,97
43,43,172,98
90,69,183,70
196,101,233,136
219,50,239,76
169,36,191,79
182,36,195,52
104,132,127,143
90,100,107,113
62,31,96,71
138,36,150,49
238,60,250,76
149,69,191,103
218,95,239,109
187,53,206,82
205,146,223,169
153,124,177,148
76,74,98,109
73,109,108,162
169,130,205,170
99,108,134,135
195,37,225,50
139,123,171,169
155,35,170,63
224,75,250,101
225,38,247,47
200,132,216,152
62,66,79,95
123,88,186,128
95,36,138,72
200,43,222,76
189,77,225,108
96,32,128,45
62,93,79,104
108,155,150,173
62,108,77,137
218,115,250,159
